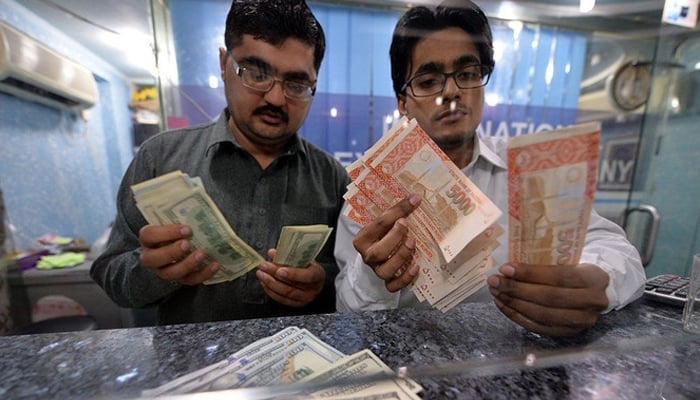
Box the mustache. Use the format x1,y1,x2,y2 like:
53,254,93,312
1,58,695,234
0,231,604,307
253,105,289,123
432,100,470,121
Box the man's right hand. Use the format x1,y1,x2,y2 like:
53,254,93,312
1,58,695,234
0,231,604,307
352,194,421,292
138,224,220,285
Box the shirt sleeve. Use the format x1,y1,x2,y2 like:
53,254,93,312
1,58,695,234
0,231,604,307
90,145,181,308
579,209,646,313
334,204,401,311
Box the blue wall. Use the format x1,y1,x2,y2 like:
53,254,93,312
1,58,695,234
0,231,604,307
0,1,133,245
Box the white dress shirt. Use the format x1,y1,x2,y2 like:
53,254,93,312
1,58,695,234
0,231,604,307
334,134,646,313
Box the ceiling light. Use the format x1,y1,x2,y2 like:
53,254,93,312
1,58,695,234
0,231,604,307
580,0,596,13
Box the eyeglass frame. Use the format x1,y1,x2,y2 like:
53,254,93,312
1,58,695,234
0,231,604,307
227,52,317,101
400,64,493,97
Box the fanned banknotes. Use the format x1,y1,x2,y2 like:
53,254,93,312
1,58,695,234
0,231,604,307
131,170,264,285
274,225,333,267
507,121,601,265
142,327,423,399
344,117,503,312
132,171,336,283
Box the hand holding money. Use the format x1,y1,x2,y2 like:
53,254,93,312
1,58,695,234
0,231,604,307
132,171,264,285
489,121,607,336
344,117,503,312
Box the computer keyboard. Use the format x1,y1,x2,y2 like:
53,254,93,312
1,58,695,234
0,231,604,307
644,274,689,307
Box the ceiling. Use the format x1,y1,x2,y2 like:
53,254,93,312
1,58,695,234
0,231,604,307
12,0,678,84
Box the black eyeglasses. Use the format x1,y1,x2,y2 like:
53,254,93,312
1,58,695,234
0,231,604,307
228,53,316,101
401,64,493,97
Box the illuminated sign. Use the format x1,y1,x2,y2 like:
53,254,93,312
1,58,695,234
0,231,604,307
663,0,699,28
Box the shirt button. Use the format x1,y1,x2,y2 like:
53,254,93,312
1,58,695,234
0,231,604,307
255,241,264,249
258,208,266,216
259,178,266,184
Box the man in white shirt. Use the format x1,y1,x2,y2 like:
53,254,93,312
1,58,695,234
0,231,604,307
334,0,646,336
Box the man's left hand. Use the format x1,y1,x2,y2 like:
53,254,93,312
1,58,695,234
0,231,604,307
487,263,609,337
255,249,325,307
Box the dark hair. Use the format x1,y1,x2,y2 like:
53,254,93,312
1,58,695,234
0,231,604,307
389,0,494,96
224,0,326,73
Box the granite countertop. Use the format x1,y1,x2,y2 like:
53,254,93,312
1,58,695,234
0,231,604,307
0,299,698,399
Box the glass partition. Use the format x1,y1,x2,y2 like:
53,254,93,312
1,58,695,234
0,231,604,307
152,0,699,278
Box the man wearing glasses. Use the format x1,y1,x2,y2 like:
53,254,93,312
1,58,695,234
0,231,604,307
92,0,350,325
334,0,645,336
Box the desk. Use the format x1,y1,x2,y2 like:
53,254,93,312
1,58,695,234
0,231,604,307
7,261,137,329
0,299,697,399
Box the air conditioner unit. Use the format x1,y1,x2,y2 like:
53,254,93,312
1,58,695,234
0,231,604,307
0,22,98,111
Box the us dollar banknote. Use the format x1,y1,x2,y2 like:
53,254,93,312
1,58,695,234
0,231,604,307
131,170,264,285
273,225,333,267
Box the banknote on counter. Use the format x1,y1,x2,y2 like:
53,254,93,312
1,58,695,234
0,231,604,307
507,121,601,265
273,224,333,267
141,327,423,399
131,170,264,285
299,349,422,400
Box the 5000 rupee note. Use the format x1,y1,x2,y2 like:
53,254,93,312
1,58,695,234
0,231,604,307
367,121,501,263
507,122,601,265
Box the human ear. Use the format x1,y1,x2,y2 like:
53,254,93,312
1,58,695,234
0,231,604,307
397,94,408,116
218,47,228,79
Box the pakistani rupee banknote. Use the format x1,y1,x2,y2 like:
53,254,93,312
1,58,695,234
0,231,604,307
507,121,601,265
343,117,503,312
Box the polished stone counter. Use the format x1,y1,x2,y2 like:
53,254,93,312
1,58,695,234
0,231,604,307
0,298,698,399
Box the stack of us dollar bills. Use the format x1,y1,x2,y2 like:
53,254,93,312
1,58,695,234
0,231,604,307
141,326,423,399
132,171,334,285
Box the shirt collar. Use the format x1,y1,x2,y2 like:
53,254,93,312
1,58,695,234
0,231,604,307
471,134,507,170
205,108,307,158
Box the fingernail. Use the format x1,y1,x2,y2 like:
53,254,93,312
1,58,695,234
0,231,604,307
493,297,504,308
405,237,415,250
210,264,220,273
397,218,407,228
277,268,288,279
409,194,420,206
180,227,192,236
180,240,190,252
501,264,516,277
255,269,264,280
194,252,205,262
487,274,499,288
408,264,419,276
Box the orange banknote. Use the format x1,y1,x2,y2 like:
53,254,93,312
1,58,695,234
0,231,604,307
507,121,601,266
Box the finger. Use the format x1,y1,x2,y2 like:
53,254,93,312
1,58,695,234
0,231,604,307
267,248,277,261
373,235,416,281
256,267,315,307
258,261,325,290
140,238,193,270
492,295,599,337
385,260,420,293
179,259,221,286
489,275,606,310
357,218,412,270
502,263,608,289
152,249,211,282
489,267,608,310
139,224,192,248
353,195,420,253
